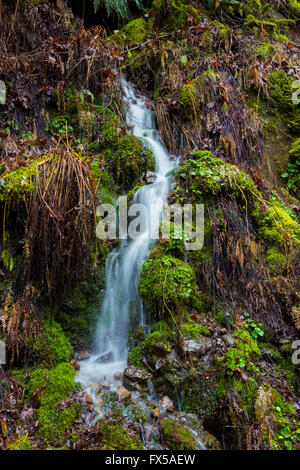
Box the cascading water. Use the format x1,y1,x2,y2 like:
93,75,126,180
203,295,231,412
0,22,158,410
77,79,176,388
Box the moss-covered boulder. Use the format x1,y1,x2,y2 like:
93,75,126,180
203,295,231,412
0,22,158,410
179,84,200,119
153,0,195,31
27,363,79,445
175,151,260,204
30,320,73,367
138,250,198,318
104,134,155,190
160,419,197,450
98,421,143,450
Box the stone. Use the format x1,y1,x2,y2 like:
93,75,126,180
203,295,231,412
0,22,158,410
76,351,91,361
182,336,212,355
222,333,235,347
85,394,93,405
117,385,132,405
114,371,122,380
99,380,110,390
146,171,156,183
94,351,113,364
153,408,160,417
124,366,151,384
158,396,174,411
96,386,102,396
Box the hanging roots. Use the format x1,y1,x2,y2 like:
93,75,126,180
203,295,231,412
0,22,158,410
0,287,41,364
25,145,98,300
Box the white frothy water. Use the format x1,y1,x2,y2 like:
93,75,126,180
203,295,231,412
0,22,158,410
76,80,176,388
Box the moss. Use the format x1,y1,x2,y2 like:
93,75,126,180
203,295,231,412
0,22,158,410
160,419,197,450
0,159,40,202
138,251,198,317
268,70,295,112
175,151,260,205
152,0,194,31
8,434,32,450
288,0,300,18
225,329,261,374
98,421,143,450
104,134,155,190
128,345,144,368
181,321,211,339
27,363,79,444
124,18,147,45
50,269,105,344
143,321,175,355
180,84,200,118
265,246,286,270
30,320,72,367
253,200,300,250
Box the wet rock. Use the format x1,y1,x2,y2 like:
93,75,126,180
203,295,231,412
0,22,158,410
124,366,151,384
76,351,91,361
222,333,235,347
182,336,212,356
86,394,93,405
146,171,156,183
71,360,80,371
99,380,110,390
197,427,222,450
96,386,102,396
158,396,174,411
114,371,122,380
94,351,113,364
153,407,160,417
117,385,132,405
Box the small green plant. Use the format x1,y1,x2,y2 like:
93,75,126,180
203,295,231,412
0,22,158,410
243,312,264,340
1,249,14,271
45,116,73,135
93,0,144,19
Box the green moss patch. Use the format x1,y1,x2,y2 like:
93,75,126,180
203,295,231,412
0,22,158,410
27,363,79,444
98,421,143,450
160,419,197,450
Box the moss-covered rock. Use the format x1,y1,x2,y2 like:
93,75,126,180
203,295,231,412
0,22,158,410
179,84,200,119
104,134,155,190
138,250,198,318
0,159,40,202
253,200,300,250
160,419,197,450
175,150,260,204
98,421,143,450
27,363,79,444
30,320,73,367
153,0,194,31
268,70,295,112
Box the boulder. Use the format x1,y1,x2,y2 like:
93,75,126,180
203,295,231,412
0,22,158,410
94,351,113,364
124,366,151,384
158,396,174,411
182,336,212,355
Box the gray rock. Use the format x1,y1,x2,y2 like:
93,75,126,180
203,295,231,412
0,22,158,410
76,351,91,361
94,351,113,364
182,336,212,356
222,333,235,347
158,395,174,411
146,171,157,183
124,366,152,383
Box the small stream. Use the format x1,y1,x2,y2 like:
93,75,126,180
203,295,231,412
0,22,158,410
77,79,175,390
76,79,205,450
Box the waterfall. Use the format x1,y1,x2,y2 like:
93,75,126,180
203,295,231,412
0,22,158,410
77,79,176,387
